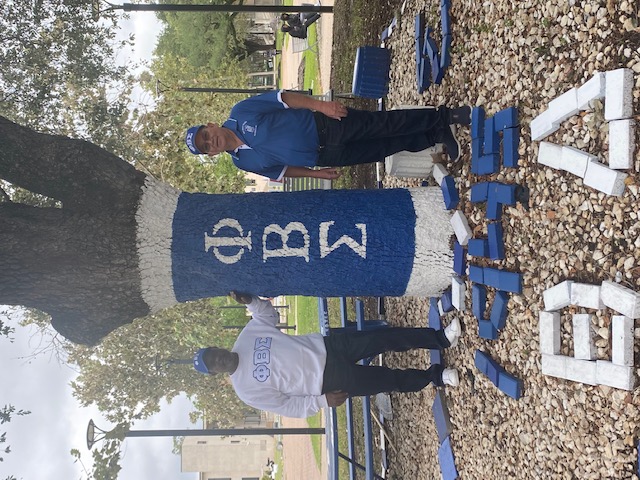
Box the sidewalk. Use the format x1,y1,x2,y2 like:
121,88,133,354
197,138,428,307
279,0,334,92
281,416,326,480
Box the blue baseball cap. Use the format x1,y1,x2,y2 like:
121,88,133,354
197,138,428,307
185,125,204,155
193,348,210,374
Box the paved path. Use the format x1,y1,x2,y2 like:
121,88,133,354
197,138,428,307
279,0,334,92
281,415,326,480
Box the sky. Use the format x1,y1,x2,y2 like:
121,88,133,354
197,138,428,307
1,13,200,480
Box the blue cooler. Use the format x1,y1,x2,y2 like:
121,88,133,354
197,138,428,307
351,47,391,99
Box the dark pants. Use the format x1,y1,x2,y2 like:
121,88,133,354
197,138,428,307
321,328,449,397
314,108,447,167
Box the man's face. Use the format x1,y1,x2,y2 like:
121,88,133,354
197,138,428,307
195,123,228,156
203,347,236,374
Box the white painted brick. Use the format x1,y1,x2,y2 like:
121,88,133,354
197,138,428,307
583,160,627,196
611,315,634,367
577,71,606,110
537,141,563,170
450,211,472,246
601,280,640,319
541,354,567,378
561,146,597,178
573,314,596,360
432,163,448,186
451,275,466,312
604,68,634,121
608,119,635,170
564,357,598,385
570,283,605,310
543,280,573,311
596,360,635,390
531,110,560,141
539,311,561,355
548,87,580,124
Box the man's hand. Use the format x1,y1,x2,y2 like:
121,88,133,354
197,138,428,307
326,390,349,407
315,168,342,180
229,291,252,305
319,100,348,120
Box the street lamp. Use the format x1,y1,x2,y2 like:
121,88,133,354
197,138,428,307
92,0,332,20
86,418,325,450
86,419,110,450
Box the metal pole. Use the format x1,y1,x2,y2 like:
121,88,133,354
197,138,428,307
125,427,324,437
122,3,333,13
219,305,289,309
180,87,313,96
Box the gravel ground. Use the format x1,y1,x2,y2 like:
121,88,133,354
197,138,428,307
372,1,640,479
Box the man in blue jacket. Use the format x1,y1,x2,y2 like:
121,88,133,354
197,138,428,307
185,90,470,181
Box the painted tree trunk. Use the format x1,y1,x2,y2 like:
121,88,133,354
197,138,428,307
138,178,454,313
0,115,453,344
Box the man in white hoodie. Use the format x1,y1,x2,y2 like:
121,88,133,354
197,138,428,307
193,292,461,418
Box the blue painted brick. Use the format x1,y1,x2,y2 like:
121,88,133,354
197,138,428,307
440,34,452,69
494,106,519,130
497,270,522,294
440,289,454,312
415,13,425,39
441,175,459,210
469,265,484,284
431,348,443,365
468,238,489,257
381,28,390,42
419,56,431,92
438,436,458,480
471,138,483,174
472,284,487,320
490,290,509,330
487,222,505,260
440,0,451,7
494,183,517,205
486,186,502,220
483,117,500,154
429,297,442,330
432,390,453,443
478,319,499,340
503,127,520,168
471,107,485,139
425,34,443,84
453,241,466,276
470,182,489,203
483,267,501,289
498,370,523,399
478,154,500,175
485,355,503,385
441,6,451,35
474,350,489,375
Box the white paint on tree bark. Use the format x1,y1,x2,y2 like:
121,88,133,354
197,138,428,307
404,188,454,296
136,176,180,312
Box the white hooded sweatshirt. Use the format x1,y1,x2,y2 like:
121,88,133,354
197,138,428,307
229,296,328,418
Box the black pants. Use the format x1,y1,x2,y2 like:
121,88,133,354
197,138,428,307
314,108,447,167
321,328,449,396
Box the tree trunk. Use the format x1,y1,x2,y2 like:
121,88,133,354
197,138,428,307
0,116,453,345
